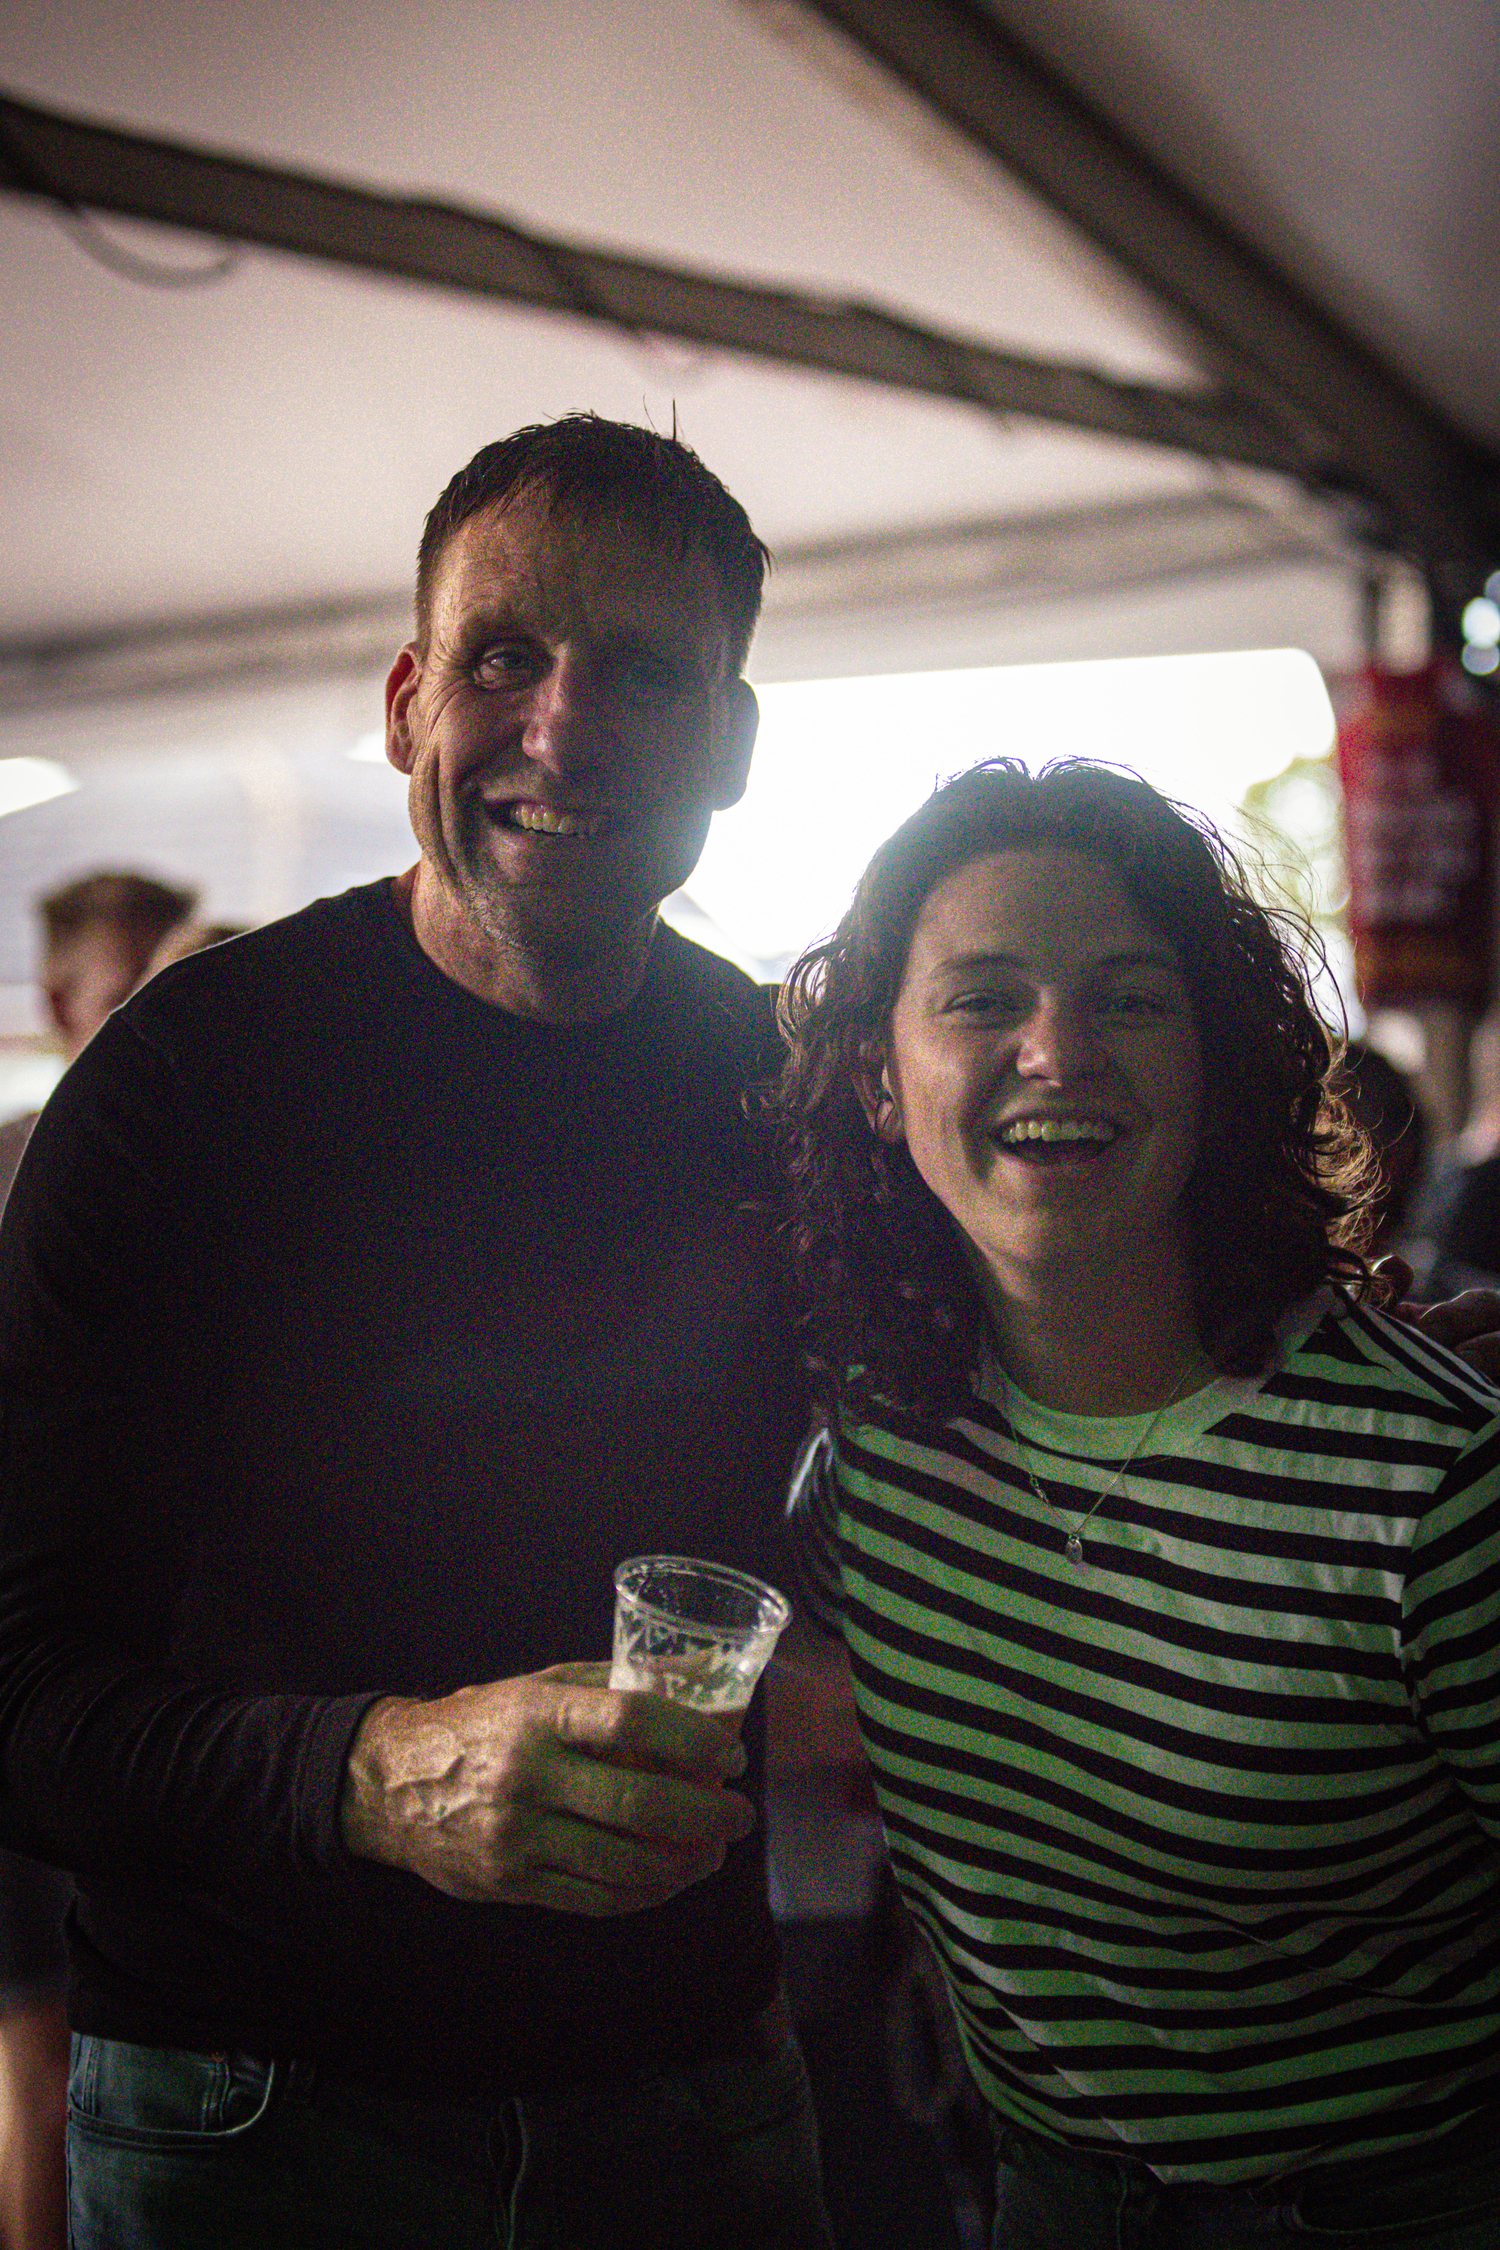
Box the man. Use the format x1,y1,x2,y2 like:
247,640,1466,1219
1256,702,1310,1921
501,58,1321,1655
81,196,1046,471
0,421,829,2248
0,867,194,2250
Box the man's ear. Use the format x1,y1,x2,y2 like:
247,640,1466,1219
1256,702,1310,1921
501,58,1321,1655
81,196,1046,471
385,645,422,776
709,679,758,811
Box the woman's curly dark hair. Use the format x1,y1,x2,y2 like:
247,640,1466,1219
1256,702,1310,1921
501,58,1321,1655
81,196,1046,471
774,758,1381,1425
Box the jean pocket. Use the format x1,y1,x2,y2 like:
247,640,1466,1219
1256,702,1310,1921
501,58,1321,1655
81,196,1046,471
68,2035,278,2153
1285,2161,1500,2244
681,2034,814,2144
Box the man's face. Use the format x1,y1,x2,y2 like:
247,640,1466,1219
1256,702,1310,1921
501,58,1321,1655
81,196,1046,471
386,492,756,961
44,920,151,1060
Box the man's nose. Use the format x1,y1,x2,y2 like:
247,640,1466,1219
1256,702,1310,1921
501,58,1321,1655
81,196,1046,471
1014,994,1101,1082
521,650,603,776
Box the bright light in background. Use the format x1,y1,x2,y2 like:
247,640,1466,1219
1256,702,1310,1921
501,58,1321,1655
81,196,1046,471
673,650,1335,974
0,758,76,820
1463,597,1500,678
332,654,1338,983
1462,598,1500,648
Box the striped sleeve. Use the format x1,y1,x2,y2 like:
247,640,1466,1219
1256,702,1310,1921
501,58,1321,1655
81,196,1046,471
1406,1417,1500,1836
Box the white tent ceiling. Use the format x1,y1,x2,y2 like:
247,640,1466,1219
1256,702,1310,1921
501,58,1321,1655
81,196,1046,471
986,0,1500,453
0,0,1215,650
0,0,1493,1022
6,0,1492,667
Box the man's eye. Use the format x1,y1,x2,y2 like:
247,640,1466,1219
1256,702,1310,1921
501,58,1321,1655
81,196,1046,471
613,652,682,699
472,645,538,686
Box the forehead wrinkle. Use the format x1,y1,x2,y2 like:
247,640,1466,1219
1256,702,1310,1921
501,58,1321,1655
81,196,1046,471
430,506,731,680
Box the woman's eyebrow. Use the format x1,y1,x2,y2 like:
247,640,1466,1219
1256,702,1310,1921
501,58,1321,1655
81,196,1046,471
929,946,1181,975
1096,948,1183,972
926,949,1031,979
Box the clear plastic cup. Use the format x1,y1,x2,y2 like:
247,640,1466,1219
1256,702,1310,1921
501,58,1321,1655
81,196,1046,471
609,1555,791,1714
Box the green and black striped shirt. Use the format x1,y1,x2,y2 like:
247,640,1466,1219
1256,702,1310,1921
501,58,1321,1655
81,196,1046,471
791,1290,1500,2184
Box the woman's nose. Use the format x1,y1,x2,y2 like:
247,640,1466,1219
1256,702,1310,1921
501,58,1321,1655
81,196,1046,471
1014,995,1102,1082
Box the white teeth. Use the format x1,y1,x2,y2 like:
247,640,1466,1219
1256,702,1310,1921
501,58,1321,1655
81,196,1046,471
507,804,607,836
999,1118,1116,1146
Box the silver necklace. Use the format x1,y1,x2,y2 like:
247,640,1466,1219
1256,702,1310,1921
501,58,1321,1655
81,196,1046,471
1005,1358,1202,1566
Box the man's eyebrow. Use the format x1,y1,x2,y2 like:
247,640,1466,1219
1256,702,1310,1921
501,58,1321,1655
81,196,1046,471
440,606,529,655
598,628,690,660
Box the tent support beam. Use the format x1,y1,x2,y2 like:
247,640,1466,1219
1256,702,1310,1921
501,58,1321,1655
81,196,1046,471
798,0,1498,602
1,86,1310,478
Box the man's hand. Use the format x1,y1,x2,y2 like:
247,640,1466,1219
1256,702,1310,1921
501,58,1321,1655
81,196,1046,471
1374,1255,1500,1383
339,1662,755,1916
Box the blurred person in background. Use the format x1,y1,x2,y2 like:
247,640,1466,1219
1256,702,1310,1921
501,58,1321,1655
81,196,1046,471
1326,1039,1428,1267
143,919,250,978
767,1613,980,2246
0,869,193,2250
1414,1012,1500,1298
0,871,196,1197
1454,1014,1500,1175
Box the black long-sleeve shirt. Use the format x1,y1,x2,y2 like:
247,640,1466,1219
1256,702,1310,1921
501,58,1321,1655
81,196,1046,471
0,882,803,2092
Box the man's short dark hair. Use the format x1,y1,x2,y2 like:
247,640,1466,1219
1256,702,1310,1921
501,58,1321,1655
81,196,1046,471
414,415,771,674
39,871,198,956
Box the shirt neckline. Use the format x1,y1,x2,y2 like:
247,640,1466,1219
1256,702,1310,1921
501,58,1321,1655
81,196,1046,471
371,876,690,1040
977,1287,1333,1459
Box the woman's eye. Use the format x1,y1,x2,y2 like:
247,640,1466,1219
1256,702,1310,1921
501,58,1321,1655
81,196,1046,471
1098,989,1173,1017
946,989,1025,1019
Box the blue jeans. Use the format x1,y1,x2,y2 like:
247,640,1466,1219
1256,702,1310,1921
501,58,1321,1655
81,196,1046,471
990,2106,1500,2248
66,2026,834,2249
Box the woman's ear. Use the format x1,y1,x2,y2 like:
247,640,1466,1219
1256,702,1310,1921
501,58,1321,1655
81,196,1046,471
856,1057,904,1145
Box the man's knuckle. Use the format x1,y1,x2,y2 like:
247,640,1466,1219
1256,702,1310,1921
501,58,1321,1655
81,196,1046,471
594,1697,633,1753
614,1775,645,1829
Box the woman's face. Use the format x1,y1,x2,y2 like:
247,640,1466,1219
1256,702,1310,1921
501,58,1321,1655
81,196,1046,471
877,847,1203,1296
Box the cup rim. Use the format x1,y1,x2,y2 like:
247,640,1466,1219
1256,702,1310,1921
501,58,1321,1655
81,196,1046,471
612,1552,791,1636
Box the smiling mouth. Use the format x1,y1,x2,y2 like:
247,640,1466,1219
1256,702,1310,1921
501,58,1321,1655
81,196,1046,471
992,1117,1121,1161
487,801,617,838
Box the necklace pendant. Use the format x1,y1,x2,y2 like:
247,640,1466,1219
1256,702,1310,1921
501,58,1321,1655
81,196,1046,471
1064,1531,1085,1565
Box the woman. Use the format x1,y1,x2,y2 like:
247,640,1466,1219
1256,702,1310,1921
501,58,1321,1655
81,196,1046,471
777,759,1500,2249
